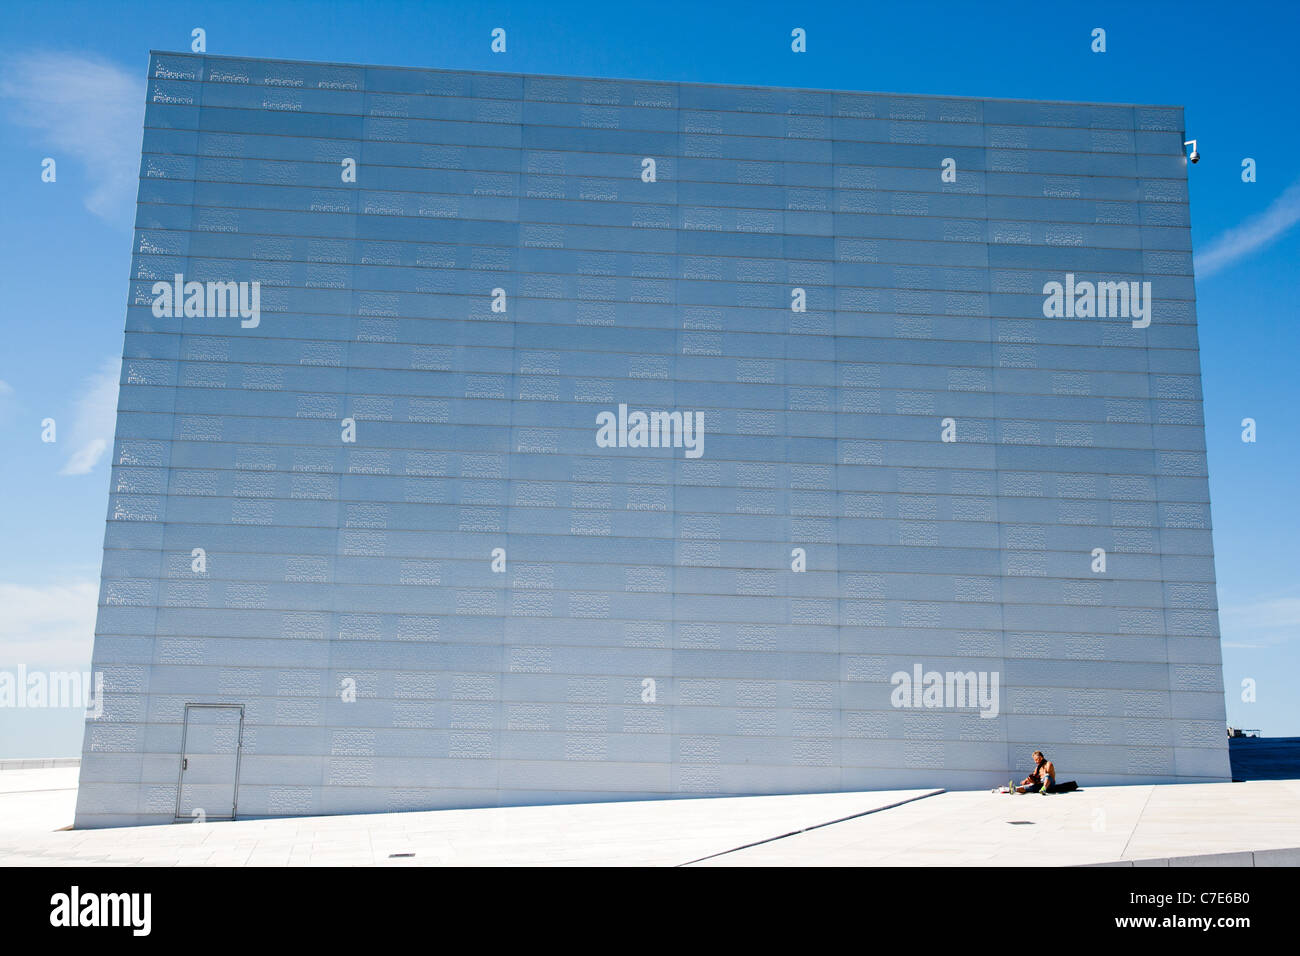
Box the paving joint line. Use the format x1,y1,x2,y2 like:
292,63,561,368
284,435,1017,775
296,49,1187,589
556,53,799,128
675,788,946,867
1118,784,1156,861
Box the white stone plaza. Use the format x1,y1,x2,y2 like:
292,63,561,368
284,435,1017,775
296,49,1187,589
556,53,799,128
4,765,1297,867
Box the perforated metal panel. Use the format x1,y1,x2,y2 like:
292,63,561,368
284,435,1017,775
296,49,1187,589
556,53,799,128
73,52,1229,828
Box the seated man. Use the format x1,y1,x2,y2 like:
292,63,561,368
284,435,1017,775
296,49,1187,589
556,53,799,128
1013,750,1069,794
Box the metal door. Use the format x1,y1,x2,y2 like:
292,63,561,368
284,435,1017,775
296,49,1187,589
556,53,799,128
176,703,244,821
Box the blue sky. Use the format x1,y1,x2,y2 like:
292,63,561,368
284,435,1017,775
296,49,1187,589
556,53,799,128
1,0,1297,755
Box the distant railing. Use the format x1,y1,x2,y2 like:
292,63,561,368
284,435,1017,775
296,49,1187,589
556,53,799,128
0,757,80,771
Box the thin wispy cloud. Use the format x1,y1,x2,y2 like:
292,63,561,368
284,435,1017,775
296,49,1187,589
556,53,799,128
1195,175,1300,279
0,579,99,669
0,379,14,427
59,356,120,476
0,379,12,405
1219,595,1300,648
0,51,144,220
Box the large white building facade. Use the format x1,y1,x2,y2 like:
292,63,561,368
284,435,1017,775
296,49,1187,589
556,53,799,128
75,52,1230,827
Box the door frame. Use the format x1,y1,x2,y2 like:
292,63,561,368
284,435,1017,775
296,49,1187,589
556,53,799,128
175,702,246,822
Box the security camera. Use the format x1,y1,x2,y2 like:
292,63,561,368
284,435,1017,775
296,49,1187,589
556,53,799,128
1189,150,1200,164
